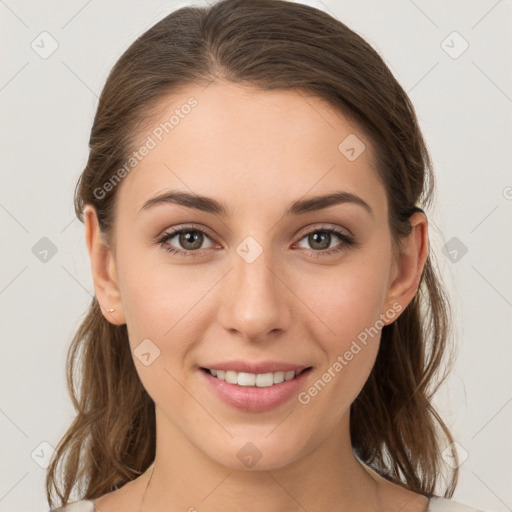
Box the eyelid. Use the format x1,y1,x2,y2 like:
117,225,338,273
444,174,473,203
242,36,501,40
155,222,217,242
293,223,352,241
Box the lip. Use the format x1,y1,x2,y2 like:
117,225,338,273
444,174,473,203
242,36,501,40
200,360,310,374
198,365,313,413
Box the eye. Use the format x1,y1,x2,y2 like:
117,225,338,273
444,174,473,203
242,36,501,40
156,224,355,258
156,225,216,257
294,225,355,257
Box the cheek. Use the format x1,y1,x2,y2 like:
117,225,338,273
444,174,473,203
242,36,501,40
116,262,213,409
291,257,390,407
116,250,220,372
295,255,391,344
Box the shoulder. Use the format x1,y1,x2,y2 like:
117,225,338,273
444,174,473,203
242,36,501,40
428,496,494,511
49,499,95,512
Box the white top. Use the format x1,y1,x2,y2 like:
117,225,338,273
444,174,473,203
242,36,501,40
428,497,491,511
49,496,492,511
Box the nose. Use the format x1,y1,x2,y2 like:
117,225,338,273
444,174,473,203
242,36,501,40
217,241,292,343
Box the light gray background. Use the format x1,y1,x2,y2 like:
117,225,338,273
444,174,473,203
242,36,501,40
1,1,511,511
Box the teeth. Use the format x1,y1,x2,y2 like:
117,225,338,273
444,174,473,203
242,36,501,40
207,368,301,387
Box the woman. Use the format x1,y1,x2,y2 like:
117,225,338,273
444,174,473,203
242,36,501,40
46,0,490,510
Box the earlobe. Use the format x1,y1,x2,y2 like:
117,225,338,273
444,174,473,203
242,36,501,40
83,204,126,325
382,212,429,324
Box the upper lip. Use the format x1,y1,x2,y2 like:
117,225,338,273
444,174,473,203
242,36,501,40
200,361,312,374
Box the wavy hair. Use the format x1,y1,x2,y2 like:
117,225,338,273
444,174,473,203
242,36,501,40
46,0,458,507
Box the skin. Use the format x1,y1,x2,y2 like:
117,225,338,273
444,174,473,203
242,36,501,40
85,80,429,512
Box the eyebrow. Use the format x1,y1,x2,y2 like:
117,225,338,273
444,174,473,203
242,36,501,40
138,190,373,217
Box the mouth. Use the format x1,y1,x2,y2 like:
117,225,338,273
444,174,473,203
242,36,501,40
200,367,312,388
199,365,313,412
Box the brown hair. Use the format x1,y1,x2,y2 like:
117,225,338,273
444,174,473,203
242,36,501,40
46,0,458,507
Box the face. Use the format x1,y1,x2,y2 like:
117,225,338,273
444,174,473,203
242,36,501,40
85,80,425,472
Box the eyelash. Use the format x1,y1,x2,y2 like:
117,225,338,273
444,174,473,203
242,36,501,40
156,224,355,259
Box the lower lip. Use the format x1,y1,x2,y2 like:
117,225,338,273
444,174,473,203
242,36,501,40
199,368,313,413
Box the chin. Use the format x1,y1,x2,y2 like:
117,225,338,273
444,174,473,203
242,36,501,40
199,431,309,472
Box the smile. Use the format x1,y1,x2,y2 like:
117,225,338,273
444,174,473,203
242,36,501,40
201,367,310,387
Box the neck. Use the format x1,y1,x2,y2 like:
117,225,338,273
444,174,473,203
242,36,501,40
139,407,382,512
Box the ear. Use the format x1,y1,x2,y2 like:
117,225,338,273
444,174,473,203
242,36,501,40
84,204,126,325
382,211,429,324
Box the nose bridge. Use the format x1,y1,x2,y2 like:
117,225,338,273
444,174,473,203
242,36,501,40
219,234,290,340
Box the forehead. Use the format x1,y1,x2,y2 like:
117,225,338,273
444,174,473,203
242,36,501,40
116,80,386,219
